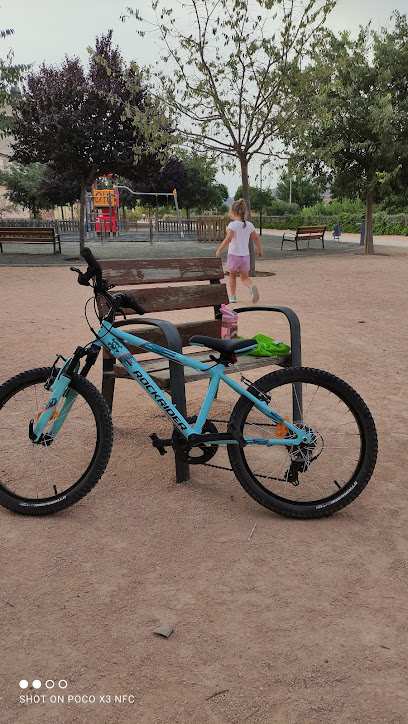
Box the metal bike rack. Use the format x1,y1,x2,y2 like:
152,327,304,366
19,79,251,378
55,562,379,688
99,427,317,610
102,317,189,483
233,306,303,425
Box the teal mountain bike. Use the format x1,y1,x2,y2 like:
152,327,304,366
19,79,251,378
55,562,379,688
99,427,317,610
0,249,378,518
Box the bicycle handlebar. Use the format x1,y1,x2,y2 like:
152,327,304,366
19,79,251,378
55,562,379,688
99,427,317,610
112,292,145,316
70,247,145,317
70,247,102,287
81,246,101,276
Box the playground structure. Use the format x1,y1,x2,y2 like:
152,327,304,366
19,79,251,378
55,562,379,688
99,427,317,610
85,176,184,239
93,188,118,235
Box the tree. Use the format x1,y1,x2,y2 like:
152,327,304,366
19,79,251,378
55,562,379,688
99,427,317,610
0,28,29,136
126,152,228,214
124,0,335,270
179,153,227,214
276,170,323,208
11,32,172,248
132,155,187,209
291,13,408,254
36,163,80,216
234,185,275,211
0,162,47,217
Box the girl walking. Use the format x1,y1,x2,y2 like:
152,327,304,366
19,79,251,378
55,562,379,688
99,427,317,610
215,199,263,303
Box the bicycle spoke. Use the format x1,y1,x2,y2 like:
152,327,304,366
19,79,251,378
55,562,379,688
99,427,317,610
236,375,364,504
0,376,99,501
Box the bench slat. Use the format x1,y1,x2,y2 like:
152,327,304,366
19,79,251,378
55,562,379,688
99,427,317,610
0,228,55,236
100,257,224,285
0,238,56,243
296,226,325,234
97,283,228,315
111,350,291,388
295,234,324,240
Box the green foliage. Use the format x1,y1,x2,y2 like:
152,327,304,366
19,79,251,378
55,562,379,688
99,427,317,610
265,199,301,215
262,211,408,235
0,162,47,217
291,13,408,251
125,0,335,218
180,152,227,212
300,200,327,216
0,28,29,137
302,197,365,216
276,170,323,207
11,31,173,245
234,185,276,211
377,194,408,214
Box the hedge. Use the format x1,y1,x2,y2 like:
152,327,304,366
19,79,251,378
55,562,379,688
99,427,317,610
261,212,408,235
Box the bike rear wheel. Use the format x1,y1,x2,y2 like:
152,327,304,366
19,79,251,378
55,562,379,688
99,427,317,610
227,367,377,519
0,367,113,515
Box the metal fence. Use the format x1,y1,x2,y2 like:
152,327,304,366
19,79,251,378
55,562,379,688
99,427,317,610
158,219,197,233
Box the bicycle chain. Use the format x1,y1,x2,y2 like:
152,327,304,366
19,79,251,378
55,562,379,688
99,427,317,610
203,417,286,481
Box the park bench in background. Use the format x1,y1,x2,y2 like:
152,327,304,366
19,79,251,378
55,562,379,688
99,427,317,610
0,227,61,254
97,257,301,482
281,225,326,251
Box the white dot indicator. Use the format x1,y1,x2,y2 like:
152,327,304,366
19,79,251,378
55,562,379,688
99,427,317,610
19,680,29,689
32,680,41,689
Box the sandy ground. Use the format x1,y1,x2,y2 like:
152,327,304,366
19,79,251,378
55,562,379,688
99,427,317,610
0,247,407,724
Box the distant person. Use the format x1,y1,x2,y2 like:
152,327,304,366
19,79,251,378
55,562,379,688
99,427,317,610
215,198,262,303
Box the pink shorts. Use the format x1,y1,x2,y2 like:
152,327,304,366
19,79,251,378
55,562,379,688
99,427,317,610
226,253,250,272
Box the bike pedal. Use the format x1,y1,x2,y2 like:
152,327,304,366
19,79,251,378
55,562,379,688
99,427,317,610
150,433,172,456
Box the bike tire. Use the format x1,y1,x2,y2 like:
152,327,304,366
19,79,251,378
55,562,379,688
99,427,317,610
0,367,113,515
227,367,378,519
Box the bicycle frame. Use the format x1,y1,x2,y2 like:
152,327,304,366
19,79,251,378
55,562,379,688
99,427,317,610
33,320,311,448
97,322,309,446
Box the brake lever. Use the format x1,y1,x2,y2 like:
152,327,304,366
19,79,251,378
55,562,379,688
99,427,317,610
70,267,91,287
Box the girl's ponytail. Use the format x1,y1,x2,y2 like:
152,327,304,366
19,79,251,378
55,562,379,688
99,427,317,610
231,198,247,227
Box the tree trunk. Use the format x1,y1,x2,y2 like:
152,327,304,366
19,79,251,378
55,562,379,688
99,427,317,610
60,206,65,220
240,156,255,275
79,182,87,251
364,189,374,255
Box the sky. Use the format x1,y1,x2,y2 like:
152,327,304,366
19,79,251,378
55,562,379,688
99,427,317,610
1,0,406,197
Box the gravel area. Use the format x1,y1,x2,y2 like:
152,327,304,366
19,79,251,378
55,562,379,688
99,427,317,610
1,246,407,723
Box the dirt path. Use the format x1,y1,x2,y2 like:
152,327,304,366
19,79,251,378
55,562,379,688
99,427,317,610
0,247,407,723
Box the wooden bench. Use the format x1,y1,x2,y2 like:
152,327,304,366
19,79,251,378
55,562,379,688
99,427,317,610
97,257,302,482
0,226,61,254
281,225,326,251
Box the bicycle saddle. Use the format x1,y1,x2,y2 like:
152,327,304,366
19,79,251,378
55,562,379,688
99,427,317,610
189,336,257,355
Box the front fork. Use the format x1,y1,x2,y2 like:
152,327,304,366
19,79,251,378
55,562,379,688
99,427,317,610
29,344,100,444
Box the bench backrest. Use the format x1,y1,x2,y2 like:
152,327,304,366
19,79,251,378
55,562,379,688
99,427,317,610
98,258,229,355
0,227,55,239
296,226,326,237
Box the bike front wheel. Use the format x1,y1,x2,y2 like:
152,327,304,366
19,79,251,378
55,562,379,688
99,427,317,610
227,367,378,519
0,367,113,515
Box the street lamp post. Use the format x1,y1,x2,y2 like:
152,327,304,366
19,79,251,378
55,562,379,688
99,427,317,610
259,158,270,236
